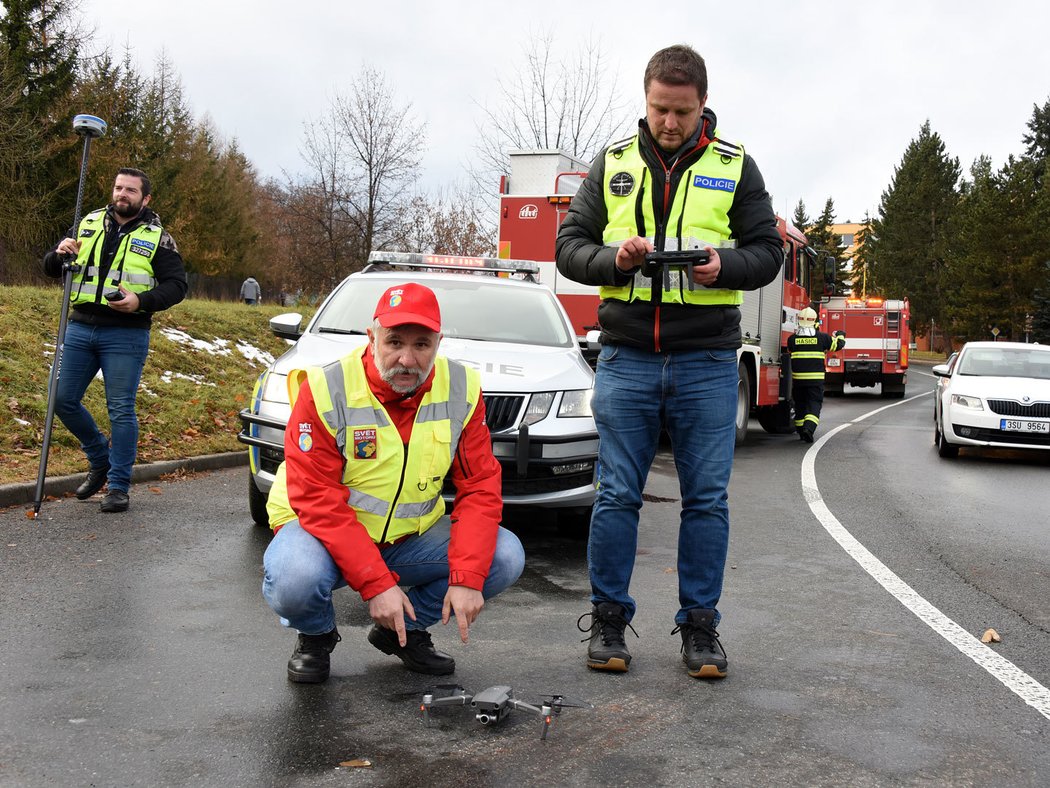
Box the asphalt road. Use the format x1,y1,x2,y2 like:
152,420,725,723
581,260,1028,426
2,367,1048,786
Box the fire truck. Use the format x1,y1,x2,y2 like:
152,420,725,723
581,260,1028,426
818,296,910,398
497,149,819,442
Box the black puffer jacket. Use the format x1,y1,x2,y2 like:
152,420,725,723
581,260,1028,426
555,108,783,352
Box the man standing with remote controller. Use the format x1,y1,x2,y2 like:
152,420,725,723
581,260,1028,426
42,168,187,513
556,45,782,679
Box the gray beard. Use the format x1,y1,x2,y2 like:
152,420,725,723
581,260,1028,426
373,345,433,394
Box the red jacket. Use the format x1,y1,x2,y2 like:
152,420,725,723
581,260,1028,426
281,346,502,600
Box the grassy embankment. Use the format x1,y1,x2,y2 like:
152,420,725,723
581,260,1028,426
0,285,315,486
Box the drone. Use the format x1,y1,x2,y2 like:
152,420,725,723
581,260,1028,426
420,685,590,740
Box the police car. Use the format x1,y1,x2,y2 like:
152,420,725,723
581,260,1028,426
238,252,598,529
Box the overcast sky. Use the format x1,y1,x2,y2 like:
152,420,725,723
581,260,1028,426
77,0,1050,224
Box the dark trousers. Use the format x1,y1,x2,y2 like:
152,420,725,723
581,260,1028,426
792,381,825,435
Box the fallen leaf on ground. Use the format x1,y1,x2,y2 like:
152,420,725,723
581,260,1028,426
339,759,372,768
149,487,163,494
981,628,1001,643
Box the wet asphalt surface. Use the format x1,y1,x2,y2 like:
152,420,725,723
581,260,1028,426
2,383,1049,787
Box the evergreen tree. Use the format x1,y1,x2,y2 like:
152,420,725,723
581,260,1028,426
792,199,810,235
804,197,847,299
0,0,82,276
852,212,877,297
1031,262,1050,344
869,121,960,335
1022,96,1050,185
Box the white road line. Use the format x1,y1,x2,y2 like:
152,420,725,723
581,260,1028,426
802,400,1050,722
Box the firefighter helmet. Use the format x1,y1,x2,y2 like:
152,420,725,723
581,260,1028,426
798,307,817,328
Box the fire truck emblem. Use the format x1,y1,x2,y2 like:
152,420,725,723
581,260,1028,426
609,172,635,197
519,204,538,219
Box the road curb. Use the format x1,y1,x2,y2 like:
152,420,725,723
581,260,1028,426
0,452,248,509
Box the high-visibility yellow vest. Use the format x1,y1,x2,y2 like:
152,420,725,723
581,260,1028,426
267,347,481,543
600,134,745,306
68,209,161,305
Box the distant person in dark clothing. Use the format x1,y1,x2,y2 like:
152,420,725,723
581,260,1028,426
240,276,262,305
788,307,846,443
42,167,188,513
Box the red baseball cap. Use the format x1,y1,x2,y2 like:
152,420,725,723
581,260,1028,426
373,283,441,332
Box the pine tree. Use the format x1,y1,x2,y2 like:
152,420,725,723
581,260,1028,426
869,121,960,335
792,199,810,235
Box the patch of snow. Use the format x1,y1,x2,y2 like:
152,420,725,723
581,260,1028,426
236,340,274,367
159,371,217,388
159,327,232,356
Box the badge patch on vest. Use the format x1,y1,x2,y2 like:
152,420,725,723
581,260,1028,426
298,432,313,452
609,172,635,197
353,429,377,459
129,238,156,257
79,228,96,238
693,175,737,193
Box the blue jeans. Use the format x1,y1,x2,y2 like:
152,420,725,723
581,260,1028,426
53,320,151,493
589,344,738,626
262,518,526,635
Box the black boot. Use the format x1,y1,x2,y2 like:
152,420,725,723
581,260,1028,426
577,602,637,672
100,490,130,513
287,628,341,683
75,463,110,500
673,609,728,679
367,626,455,675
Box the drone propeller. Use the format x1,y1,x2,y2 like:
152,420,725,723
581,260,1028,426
539,693,593,711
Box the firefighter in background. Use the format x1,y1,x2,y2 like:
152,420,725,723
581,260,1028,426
788,307,845,443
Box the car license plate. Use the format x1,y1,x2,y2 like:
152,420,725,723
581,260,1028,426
1000,418,1049,433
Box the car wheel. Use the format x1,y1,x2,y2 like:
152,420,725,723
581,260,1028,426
936,425,959,458
248,473,270,526
735,362,752,445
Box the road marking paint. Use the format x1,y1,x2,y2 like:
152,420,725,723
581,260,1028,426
802,408,1050,722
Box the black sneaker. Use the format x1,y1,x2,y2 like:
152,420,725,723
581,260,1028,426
100,490,130,513
287,628,341,683
76,463,110,499
672,608,728,679
577,602,637,672
367,626,455,675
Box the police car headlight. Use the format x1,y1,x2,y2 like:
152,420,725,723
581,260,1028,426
558,389,593,418
521,392,554,426
261,371,290,404
950,393,983,411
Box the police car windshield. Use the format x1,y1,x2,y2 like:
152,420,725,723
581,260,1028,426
313,276,574,348
958,347,1050,379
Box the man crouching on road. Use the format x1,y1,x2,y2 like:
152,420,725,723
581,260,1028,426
262,283,525,683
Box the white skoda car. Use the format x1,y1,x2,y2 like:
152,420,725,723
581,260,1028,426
239,252,598,528
933,341,1050,458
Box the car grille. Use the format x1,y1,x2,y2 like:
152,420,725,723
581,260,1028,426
484,394,525,432
987,399,1050,418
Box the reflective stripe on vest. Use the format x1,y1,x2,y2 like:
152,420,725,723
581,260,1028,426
301,346,480,544
600,134,745,306
68,209,161,306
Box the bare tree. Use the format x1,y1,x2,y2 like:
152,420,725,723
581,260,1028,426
390,184,496,257
279,65,426,291
472,32,635,184
334,65,425,255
